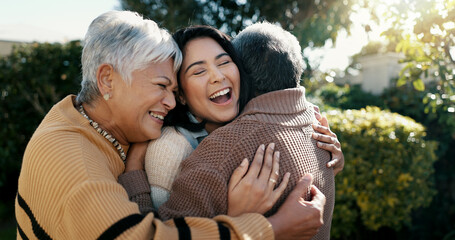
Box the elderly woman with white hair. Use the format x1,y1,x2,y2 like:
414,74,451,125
16,10,327,240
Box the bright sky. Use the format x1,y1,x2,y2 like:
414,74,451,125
0,0,383,71
0,0,120,42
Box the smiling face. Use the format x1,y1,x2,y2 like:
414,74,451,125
111,59,177,142
179,37,241,126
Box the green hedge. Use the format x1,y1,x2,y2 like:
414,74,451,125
327,106,438,238
0,41,82,211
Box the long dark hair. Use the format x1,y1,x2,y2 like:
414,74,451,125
164,25,253,131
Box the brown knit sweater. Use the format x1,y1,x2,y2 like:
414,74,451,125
159,87,335,240
15,95,274,240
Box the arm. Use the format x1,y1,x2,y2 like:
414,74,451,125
64,175,275,239
145,127,194,210
17,133,275,240
120,127,195,213
158,159,229,220
119,141,154,215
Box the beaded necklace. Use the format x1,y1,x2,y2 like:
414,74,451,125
78,105,127,163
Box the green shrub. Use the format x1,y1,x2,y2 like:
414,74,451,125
310,83,386,110
381,82,455,239
327,106,438,239
0,41,82,214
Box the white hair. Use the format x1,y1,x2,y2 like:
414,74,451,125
77,10,182,104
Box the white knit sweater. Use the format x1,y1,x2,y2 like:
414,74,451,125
145,126,194,209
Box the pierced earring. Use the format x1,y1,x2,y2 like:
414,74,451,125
103,93,110,101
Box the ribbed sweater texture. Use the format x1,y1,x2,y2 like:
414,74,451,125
159,87,335,240
15,95,274,240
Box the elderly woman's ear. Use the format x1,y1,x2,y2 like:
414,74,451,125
96,63,115,101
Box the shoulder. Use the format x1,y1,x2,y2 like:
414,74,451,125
146,127,192,156
183,122,262,169
145,127,194,176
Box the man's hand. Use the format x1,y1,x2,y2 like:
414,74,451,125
267,174,326,240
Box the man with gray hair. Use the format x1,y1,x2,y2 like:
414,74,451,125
159,22,336,239
232,21,335,239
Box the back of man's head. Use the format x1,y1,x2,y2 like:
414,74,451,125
233,22,304,95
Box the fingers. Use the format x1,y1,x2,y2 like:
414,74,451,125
317,141,340,152
249,144,266,178
314,111,329,128
267,150,280,188
125,141,149,172
258,143,276,182
309,185,326,207
228,158,249,191
312,124,334,137
289,173,313,200
272,172,290,199
326,158,339,168
312,131,336,143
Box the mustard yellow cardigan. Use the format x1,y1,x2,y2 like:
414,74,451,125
15,95,274,240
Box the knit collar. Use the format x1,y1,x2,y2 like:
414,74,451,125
175,111,208,149
239,86,309,117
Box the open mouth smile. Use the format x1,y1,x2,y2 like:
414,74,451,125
209,88,232,104
149,111,165,121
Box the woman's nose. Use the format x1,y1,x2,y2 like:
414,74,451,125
209,68,225,84
163,91,176,110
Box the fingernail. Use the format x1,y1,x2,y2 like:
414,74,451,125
276,151,280,159
303,174,312,182
241,158,248,166
312,132,317,138
260,144,265,150
270,143,275,150
314,112,321,120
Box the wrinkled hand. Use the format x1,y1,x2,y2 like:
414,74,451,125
227,143,290,217
124,141,149,172
267,174,326,240
312,106,344,175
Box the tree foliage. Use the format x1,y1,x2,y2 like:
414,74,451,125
120,0,357,49
0,41,82,208
381,0,455,113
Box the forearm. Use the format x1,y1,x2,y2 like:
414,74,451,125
63,179,273,239
118,170,154,215
159,167,228,220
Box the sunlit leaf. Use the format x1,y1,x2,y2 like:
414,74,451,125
397,76,407,87
413,79,425,91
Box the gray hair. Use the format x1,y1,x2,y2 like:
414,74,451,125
232,22,304,94
77,10,182,104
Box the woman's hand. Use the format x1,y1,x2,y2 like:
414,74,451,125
312,106,344,175
267,174,326,240
124,141,149,172
227,143,290,217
